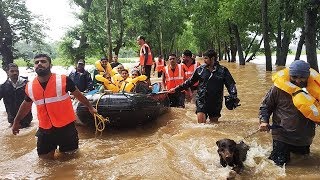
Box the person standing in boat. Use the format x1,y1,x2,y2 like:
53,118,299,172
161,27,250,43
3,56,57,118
168,49,239,123
0,63,33,128
259,60,317,166
93,56,114,88
163,53,186,108
137,35,153,86
68,59,94,92
12,54,97,159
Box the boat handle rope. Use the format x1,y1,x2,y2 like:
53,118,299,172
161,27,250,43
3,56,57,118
93,92,110,135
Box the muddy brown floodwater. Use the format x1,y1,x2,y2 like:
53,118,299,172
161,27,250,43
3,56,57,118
0,60,320,179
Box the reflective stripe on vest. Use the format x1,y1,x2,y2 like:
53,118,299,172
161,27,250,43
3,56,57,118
26,74,75,129
28,75,69,105
166,64,184,81
165,64,184,89
185,62,199,77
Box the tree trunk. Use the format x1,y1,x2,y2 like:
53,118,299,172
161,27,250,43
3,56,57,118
244,32,258,60
275,0,283,65
246,37,263,62
0,3,14,70
106,0,113,61
113,0,125,56
304,2,319,71
224,42,227,60
227,20,237,62
218,40,223,61
278,30,291,66
73,0,93,62
224,42,231,62
232,23,245,65
169,35,175,54
295,27,305,60
159,23,164,56
261,0,272,71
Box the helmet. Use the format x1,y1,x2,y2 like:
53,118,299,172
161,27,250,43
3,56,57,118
224,95,240,110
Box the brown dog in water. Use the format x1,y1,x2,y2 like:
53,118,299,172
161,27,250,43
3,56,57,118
216,138,249,174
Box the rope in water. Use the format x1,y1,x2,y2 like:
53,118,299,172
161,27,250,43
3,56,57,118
93,92,109,135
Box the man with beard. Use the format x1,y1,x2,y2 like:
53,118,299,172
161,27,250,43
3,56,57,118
169,49,238,123
259,60,317,166
68,59,94,92
0,63,32,128
12,54,97,159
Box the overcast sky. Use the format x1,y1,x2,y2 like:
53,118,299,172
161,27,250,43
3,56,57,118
25,0,79,41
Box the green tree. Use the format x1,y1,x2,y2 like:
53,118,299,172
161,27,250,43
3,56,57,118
0,0,45,69
261,0,272,71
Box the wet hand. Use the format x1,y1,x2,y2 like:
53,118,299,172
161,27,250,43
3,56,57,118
259,122,270,132
168,88,175,94
88,107,98,115
12,122,20,135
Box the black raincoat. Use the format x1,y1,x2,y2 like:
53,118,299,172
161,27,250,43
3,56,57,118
0,77,32,126
175,62,237,115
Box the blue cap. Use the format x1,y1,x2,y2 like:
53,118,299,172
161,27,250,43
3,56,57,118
289,60,310,78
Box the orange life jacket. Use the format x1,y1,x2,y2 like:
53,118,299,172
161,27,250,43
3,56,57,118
139,44,153,66
156,59,165,72
164,64,185,90
25,73,76,129
95,60,114,76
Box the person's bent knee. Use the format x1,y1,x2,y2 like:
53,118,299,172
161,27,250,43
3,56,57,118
38,150,55,160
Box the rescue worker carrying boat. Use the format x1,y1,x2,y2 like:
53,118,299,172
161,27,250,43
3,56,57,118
259,60,318,166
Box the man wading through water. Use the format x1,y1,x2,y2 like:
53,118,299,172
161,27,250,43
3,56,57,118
12,54,97,159
169,49,239,123
259,60,318,166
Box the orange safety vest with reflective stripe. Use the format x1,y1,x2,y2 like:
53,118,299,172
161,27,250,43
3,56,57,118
164,64,185,90
25,73,76,129
139,44,153,66
184,61,200,79
156,59,165,72
184,61,200,87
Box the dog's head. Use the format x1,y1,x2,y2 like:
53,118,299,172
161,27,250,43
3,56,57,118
216,138,238,167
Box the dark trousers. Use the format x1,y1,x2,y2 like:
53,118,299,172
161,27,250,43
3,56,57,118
269,140,310,166
157,71,163,78
168,91,185,108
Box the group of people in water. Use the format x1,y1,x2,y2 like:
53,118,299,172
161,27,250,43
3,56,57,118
0,35,319,170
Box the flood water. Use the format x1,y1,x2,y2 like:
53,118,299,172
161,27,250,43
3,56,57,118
1,58,320,179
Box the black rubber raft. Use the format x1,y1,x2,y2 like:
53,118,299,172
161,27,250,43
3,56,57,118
76,92,170,128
